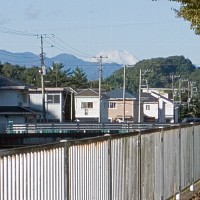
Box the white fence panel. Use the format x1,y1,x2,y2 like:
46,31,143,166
0,146,65,200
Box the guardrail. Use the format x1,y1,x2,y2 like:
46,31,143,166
5,122,177,134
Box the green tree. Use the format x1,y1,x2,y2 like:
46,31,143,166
45,62,72,87
70,66,89,88
22,66,41,87
1,62,24,79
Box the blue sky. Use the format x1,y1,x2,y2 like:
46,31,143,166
1,0,200,65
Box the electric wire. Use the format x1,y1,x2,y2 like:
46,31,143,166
53,35,92,58
45,36,91,59
0,26,38,36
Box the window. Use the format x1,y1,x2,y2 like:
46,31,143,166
54,95,60,103
109,102,116,108
47,95,60,103
146,105,150,110
81,102,93,109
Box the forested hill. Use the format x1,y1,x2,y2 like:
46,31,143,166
104,56,200,93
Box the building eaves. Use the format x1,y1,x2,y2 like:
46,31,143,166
151,91,173,103
0,106,42,115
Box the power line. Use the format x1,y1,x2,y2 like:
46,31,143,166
0,26,38,36
45,35,92,59
53,35,92,57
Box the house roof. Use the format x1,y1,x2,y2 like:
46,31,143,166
140,92,158,103
0,75,31,89
29,87,74,92
75,88,99,97
106,88,137,99
151,91,173,103
0,106,42,115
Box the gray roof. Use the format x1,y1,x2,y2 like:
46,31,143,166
75,88,108,98
140,93,158,103
75,88,99,97
106,88,137,99
0,75,31,88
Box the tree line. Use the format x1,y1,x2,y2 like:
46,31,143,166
0,62,92,89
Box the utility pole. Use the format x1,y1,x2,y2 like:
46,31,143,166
138,69,152,123
122,64,134,122
39,35,46,122
179,79,182,121
94,55,107,123
170,74,180,123
138,69,142,123
123,65,126,122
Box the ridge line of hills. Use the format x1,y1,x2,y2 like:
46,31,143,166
0,50,122,80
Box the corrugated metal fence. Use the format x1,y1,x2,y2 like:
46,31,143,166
0,123,200,200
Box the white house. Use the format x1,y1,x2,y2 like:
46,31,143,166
29,87,75,122
141,89,177,123
74,88,108,123
0,76,41,129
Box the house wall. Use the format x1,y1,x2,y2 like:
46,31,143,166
0,89,29,124
29,92,63,122
149,92,176,123
143,102,158,122
75,97,99,119
165,103,174,122
108,100,138,122
0,90,28,107
75,97,108,123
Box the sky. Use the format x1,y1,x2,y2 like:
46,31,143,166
0,0,200,66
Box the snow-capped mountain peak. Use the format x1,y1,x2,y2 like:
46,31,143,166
85,50,139,65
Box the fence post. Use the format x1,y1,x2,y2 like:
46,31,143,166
176,125,182,200
190,123,195,193
138,131,141,200
64,141,70,200
107,135,112,200
160,127,164,200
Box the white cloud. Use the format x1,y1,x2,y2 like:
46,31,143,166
24,4,41,20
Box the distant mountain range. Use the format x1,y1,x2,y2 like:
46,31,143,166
0,50,138,80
